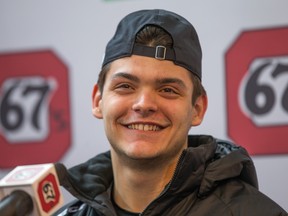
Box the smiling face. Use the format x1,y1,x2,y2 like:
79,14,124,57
92,55,207,164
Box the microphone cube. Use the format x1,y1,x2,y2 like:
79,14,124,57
0,163,64,216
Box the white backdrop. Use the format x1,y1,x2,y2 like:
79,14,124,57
0,0,287,211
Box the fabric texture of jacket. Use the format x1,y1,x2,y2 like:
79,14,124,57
54,135,287,216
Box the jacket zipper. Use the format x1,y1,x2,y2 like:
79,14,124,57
139,150,187,216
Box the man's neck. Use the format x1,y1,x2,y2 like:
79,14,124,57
111,151,179,213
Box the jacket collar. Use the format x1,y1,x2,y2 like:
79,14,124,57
56,135,257,202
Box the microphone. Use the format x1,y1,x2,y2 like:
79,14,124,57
0,190,33,216
0,163,64,216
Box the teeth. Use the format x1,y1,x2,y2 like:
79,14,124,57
127,124,160,131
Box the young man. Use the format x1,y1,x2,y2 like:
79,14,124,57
54,9,287,215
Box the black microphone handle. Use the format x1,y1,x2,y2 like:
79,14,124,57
0,190,34,216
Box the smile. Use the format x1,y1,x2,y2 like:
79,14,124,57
127,123,161,131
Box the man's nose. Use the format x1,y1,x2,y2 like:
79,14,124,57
132,89,158,115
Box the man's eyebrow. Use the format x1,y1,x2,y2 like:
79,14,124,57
110,72,140,83
156,77,187,89
110,72,187,89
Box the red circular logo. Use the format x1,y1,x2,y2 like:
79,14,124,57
0,50,71,167
225,27,288,155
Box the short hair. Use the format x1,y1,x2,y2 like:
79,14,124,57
97,25,206,105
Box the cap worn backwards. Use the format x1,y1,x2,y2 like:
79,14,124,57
102,9,202,80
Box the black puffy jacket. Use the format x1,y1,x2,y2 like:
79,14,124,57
54,135,287,216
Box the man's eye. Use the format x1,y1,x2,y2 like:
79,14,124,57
117,84,131,89
114,83,134,93
161,88,177,94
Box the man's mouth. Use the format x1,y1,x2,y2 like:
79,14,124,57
127,123,162,131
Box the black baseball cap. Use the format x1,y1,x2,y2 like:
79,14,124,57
102,9,202,80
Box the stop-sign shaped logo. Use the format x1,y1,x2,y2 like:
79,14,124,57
0,50,71,167
38,173,61,213
225,27,288,155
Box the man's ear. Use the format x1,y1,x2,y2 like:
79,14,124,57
191,94,208,126
92,84,103,119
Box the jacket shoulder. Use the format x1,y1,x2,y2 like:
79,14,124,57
213,179,287,215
